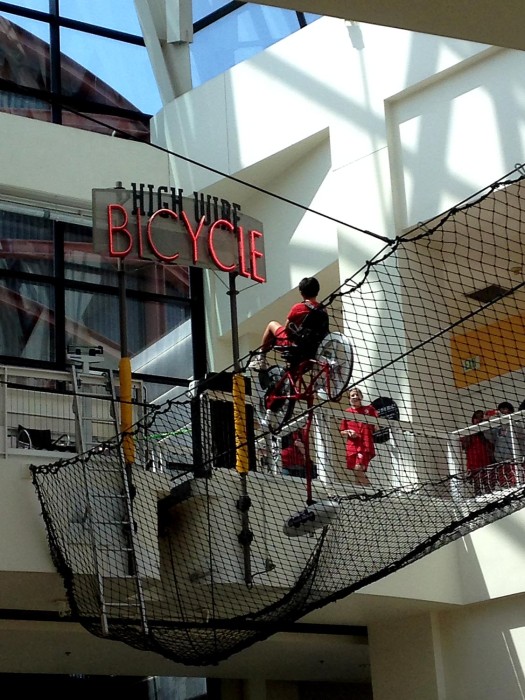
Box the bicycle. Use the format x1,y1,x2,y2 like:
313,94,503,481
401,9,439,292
251,331,353,513
259,331,354,434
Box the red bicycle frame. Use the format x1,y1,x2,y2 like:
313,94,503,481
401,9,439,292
265,355,331,504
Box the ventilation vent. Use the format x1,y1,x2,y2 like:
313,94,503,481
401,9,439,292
465,284,509,303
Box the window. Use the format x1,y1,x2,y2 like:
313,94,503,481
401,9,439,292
191,4,304,85
0,2,154,138
0,1,318,130
0,205,194,387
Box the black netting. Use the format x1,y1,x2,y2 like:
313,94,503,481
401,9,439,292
31,167,525,665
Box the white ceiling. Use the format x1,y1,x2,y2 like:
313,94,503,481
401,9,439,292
0,581,455,681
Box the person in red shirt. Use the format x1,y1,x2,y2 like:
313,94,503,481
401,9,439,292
248,277,321,370
281,428,318,478
339,388,378,486
281,430,307,477
461,409,495,495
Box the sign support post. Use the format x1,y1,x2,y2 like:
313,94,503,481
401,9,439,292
92,184,266,586
229,272,253,586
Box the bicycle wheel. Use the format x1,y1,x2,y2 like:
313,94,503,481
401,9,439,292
315,332,354,400
264,375,294,434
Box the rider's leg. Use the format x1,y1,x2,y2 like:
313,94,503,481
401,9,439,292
249,321,283,370
261,321,282,352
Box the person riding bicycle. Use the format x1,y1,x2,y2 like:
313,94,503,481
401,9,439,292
248,277,328,371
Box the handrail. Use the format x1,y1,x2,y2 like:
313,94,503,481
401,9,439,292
453,410,525,437
0,364,145,458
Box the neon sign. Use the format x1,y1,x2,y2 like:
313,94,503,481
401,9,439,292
92,184,266,283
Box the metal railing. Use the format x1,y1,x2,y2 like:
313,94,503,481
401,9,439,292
0,364,145,458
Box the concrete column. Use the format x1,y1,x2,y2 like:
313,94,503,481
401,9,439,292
244,679,267,700
368,612,445,700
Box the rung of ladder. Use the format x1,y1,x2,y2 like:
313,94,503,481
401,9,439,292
90,493,126,500
104,602,141,608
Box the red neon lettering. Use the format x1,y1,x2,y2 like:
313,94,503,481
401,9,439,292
249,229,266,283
208,219,236,272
136,209,144,257
147,209,180,262
181,210,205,264
108,204,133,257
236,225,250,279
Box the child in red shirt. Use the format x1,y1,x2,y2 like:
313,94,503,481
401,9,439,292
281,430,306,477
340,388,378,486
461,409,494,495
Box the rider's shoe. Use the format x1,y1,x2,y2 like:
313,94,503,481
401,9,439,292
248,352,268,371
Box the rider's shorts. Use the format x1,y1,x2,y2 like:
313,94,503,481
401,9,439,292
275,325,294,346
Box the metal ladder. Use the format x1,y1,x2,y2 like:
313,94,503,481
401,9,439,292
68,346,118,453
67,346,149,637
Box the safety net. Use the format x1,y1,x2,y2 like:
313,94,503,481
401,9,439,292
31,166,525,665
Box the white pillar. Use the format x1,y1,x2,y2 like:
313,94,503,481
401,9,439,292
368,612,445,700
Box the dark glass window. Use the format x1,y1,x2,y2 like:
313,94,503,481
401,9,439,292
0,87,50,122
0,13,50,89
0,208,55,364
0,278,54,361
125,263,190,299
65,287,121,366
65,224,119,287
63,288,192,376
0,210,54,275
0,209,193,384
0,6,152,138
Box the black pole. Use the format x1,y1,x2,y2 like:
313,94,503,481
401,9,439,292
189,267,207,478
118,260,128,358
228,272,241,371
228,272,253,585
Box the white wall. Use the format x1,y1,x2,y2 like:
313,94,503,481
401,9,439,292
0,113,170,205
369,592,525,700
151,18,489,366
439,595,525,699
388,46,525,230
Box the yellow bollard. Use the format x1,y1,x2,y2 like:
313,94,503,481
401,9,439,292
119,356,135,465
232,373,249,474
